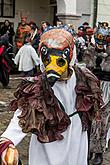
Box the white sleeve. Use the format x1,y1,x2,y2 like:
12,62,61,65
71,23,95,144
101,81,110,105
30,47,40,66
70,45,77,66
14,49,21,65
91,36,95,45
1,109,27,146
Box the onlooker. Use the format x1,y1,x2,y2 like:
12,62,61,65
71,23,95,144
68,24,76,36
29,21,40,51
15,16,31,51
0,20,15,45
82,22,90,30
77,26,87,49
56,19,63,28
41,21,53,33
76,26,87,62
82,22,91,47
29,20,37,33
14,33,40,77
0,34,11,88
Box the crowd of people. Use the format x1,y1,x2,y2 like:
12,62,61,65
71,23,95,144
0,16,110,165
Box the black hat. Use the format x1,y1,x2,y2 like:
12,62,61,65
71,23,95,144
83,22,89,26
78,25,84,31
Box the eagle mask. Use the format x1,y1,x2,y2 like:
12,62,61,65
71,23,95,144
39,28,74,86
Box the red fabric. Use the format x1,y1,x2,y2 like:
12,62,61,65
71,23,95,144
2,58,10,72
86,28,94,36
77,31,84,37
0,46,10,72
0,46,5,56
0,140,13,156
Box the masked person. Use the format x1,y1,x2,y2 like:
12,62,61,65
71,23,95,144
94,24,108,54
15,16,31,52
79,28,109,165
0,28,105,165
100,49,110,150
88,48,110,165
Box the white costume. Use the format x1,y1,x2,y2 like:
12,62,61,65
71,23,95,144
77,36,87,50
2,71,88,165
101,81,110,148
14,43,40,72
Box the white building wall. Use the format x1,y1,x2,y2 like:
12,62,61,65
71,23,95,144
76,0,92,27
57,0,93,30
0,0,52,31
97,0,110,24
89,0,94,27
0,0,110,33
57,0,76,15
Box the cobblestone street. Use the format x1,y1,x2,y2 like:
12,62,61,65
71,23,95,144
0,74,110,165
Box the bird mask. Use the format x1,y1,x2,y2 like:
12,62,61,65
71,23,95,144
39,28,74,86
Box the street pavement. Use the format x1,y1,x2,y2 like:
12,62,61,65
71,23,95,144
0,74,110,165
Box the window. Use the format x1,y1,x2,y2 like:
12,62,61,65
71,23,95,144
0,0,15,17
50,0,56,5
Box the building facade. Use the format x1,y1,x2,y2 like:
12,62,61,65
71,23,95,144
0,0,109,31
97,0,110,23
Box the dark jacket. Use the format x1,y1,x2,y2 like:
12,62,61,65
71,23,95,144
0,25,15,45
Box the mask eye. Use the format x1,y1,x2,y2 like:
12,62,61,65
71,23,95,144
63,48,70,57
41,46,48,56
97,34,103,40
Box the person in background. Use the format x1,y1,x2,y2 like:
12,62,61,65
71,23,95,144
68,24,76,37
0,34,11,88
15,16,31,52
0,20,15,45
14,33,40,77
82,22,90,30
82,22,91,47
56,19,63,28
77,26,86,46
76,25,87,62
41,21,53,33
29,21,40,52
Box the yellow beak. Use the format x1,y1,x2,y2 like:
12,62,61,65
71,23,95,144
45,55,68,76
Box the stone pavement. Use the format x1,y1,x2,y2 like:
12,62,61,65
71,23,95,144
0,74,110,165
